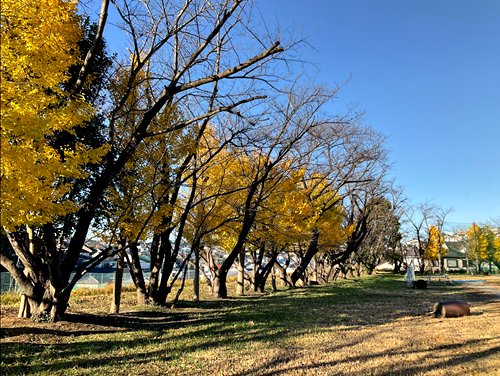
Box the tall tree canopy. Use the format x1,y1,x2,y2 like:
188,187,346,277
1,0,105,229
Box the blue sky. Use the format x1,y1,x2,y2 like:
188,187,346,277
255,0,500,225
90,0,499,226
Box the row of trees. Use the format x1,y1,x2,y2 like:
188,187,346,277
4,0,496,322
1,0,402,321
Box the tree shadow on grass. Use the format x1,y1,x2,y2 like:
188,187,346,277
230,338,500,376
1,279,496,375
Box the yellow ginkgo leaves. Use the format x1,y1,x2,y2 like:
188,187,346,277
424,225,447,261
1,0,106,229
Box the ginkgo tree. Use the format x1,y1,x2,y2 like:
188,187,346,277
1,0,105,229
1,0,111,319
424,225,447,269
483,226,500,273
467,223,488,273
467,224,500,273
1,0,289,320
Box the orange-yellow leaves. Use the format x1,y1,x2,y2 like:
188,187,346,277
424,225,447,261
1,0,105,229
467,224,488,261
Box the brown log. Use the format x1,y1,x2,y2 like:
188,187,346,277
434,300,470,318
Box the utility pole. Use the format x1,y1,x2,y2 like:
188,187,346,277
473,222,479,274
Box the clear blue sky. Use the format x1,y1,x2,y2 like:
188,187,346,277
256,0,500,225
90,0,499,225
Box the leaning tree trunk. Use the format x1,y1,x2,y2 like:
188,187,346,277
291,230,319,286
171,261,189,308
256,250,278,293
127,242,148,305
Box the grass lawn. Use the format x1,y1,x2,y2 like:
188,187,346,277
1,273,499,375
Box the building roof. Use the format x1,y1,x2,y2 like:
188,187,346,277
443,249,466,259
445,241,468,253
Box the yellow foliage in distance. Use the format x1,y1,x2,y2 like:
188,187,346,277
424,225,447,261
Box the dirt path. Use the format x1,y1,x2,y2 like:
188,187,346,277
456,281,500,301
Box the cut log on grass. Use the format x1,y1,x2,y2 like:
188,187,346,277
433,300,470,318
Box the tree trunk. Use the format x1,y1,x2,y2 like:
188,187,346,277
128,242,148,305
148,234,163,302
236,247,245,296
156,237,174,305
110,241,126,314
291,230,319,285
18,225,37,318
393,259,402,274
211,270,228,298
23,282,72,322
274,259,291,287
256,250,278,293
171,261,189,308
419,262,426,275
271,266,277,292
193,246,200,302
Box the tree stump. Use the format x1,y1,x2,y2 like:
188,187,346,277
434,300,470,318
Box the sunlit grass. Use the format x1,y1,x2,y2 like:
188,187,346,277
1,273,499,375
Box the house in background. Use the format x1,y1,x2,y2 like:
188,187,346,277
442,249,468,271
442,241,470,272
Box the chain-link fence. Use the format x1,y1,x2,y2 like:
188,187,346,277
1,268,197,294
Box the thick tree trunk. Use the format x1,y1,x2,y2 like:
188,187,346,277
393,259,402,274
211,270,228,299
345,266,354,278
25,283,72,322
3,227,70,322
148,234,162,302
156,236,174,305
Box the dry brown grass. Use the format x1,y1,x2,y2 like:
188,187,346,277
1,274,499,375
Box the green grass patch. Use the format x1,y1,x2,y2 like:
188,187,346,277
1,273,499,375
